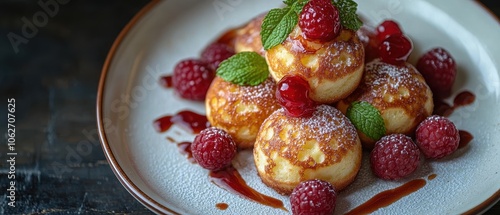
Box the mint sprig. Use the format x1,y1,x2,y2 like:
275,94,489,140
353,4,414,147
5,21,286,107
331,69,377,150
332,0,363,30
346,101,386,141
216,52,269,86
261,0,307,50
288,0,308,14
261,0,362,50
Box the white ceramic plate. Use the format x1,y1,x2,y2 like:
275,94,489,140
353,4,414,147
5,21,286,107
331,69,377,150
97,0,500,214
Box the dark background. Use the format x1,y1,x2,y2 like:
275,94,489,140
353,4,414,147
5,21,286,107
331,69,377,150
0,1,499,214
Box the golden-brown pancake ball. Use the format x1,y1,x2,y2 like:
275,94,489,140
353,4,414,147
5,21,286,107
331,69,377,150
234,13,266,56
253,105,362,195
337,59,434,150
265,26,365,104
205,77,280,149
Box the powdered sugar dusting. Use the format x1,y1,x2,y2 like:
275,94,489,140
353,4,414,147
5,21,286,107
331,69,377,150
303,105,357,140
226,77,277,103
270,105,358,149
366,59,423,91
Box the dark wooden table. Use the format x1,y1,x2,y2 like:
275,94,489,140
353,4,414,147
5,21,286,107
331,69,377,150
0,1,499,214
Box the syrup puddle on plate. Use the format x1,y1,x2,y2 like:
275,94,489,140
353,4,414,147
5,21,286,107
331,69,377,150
159,75,173,88
434,91,476,117
458,130,474,149
345,178,428,215
209,166,287,211
216,203,229,210
160,118,287,211
153,110,210,134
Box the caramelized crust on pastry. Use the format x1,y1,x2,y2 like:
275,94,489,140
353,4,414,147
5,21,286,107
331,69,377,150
265,26,365,104
253,105,362,195
337,59,434,149
234,13,266,56
205,77,280,148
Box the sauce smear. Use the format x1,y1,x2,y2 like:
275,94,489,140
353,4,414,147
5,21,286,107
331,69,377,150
434,91,476,117
153,110,210,134
427,174,437,180
216,203,229,210
167,134,285,210
458,130,474,149
178,142,196,163
160,75,173,88
209,166,287,211
345,179,427,215
453,91,475,107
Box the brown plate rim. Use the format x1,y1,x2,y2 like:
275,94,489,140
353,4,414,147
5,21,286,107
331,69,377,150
96,0,178,214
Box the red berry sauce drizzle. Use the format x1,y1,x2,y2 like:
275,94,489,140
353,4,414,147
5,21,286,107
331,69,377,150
345,179,427,215
165,136,196,163
215,203,229,210
162,140,286,211
154,109,286,210
153,110,210,134
159,75,173,88
433,91,476,117
209,166,287,211
177,142,196,163
166,134,286,210
433,91,476,149
354,19,478,213
459,130,474,149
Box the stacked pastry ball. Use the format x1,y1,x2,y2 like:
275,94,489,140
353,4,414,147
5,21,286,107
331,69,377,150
254,0,365,203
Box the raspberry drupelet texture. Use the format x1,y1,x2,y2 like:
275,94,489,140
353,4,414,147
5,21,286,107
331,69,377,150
416,48,457,99
172,59,215,101
201,42,235,70
370,134,421,180
290,179,337,215
416,115,460,159
191,127,237,171
299,0,341,42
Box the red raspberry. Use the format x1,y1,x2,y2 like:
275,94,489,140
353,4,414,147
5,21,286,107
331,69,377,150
201,43,235,70
376,20,403,42
276,75,316,117
415,115,460,159
172,59,215,101
416,48,457,99
290,179,337,215
370,134,420,180
378,34,413,65
191,127,237,171
299,0,341,42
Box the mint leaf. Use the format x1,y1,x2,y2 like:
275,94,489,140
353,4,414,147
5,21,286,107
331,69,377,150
290,0,309,14
289,0,308,14
346,101,386,141
283,0,296,6
216,52,269,86
332,0,363,30
261,7,298,50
